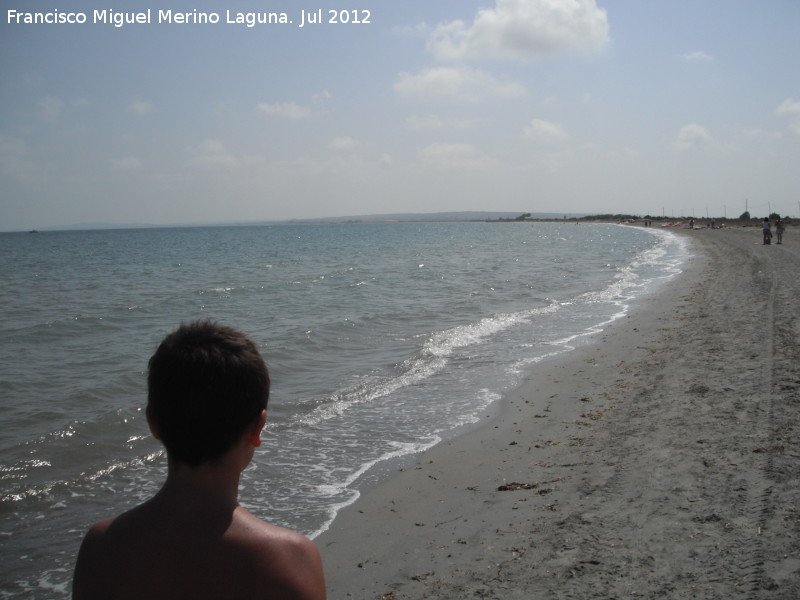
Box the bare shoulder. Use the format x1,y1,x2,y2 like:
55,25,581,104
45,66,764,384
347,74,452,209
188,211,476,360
233,508,327,599
72,516,116,599
236,507,312,544
74,506,326,600
73,504,161,598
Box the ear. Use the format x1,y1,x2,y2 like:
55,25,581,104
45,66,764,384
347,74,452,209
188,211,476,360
248,409,267,447
145,405,161,441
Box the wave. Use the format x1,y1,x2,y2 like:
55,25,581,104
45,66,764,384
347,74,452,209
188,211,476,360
293,300,559,428
308,436,442,539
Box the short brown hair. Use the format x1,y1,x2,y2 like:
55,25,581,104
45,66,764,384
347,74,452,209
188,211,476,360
147,320,269,466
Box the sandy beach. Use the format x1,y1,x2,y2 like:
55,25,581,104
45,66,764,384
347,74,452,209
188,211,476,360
316,226,800,599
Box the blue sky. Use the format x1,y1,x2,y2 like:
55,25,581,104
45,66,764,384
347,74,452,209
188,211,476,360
1,0,798,230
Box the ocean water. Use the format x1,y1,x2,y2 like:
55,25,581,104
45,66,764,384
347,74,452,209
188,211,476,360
0,221,688,598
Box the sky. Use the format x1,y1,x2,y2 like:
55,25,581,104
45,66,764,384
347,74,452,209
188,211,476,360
1,0,799,231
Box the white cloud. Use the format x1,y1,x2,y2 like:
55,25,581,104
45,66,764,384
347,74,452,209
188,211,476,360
427,0,610,61
189,139,264,168
37,96,89,122
418,142,496,170
257,91,332,119
524,118,568,143
110,156,144,171
329,136,362,152
257,101,311,119
391,21,429,38
677,50,714,62
406,114,478,130
775,98,800,134
129,100,153,116
395,66,526,100
775,98,800,116
674,124,712,150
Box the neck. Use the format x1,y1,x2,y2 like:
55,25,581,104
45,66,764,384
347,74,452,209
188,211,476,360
156,457,243,513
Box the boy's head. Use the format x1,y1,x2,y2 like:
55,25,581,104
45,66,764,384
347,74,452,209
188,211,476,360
147,320,270,467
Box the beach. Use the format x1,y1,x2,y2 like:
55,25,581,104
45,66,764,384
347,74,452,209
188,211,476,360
316,226,800,599
0,222,689,598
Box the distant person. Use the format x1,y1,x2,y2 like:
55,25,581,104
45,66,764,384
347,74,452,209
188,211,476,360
775,217,785,244
762,217,772,245
73,320,327,600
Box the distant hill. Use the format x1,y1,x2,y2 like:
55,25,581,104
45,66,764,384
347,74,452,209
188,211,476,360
20,211,590,232
284,211,584,223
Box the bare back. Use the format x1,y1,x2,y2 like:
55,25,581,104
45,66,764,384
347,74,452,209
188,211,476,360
73,500,326,600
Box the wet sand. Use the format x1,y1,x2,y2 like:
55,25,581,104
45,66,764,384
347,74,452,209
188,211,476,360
316,226,800,599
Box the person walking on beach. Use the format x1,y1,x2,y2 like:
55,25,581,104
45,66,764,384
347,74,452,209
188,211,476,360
775,217,785,244
762,217,772,245
73,320,327,600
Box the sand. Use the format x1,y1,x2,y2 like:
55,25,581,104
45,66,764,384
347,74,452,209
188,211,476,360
316,226,800,600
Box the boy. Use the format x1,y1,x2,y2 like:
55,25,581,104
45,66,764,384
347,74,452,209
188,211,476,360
73,320,326,599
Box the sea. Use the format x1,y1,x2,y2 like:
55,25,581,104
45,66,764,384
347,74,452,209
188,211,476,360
0,221,688,598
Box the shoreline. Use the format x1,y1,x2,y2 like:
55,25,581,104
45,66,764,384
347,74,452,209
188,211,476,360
307,223,685,541
316,227,800,599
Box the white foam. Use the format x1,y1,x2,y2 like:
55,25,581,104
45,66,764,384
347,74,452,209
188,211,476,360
308,436,441,539
295,302,559,428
